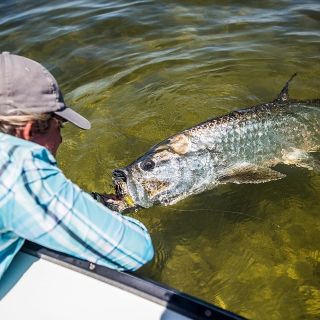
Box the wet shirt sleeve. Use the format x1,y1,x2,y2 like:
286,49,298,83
9,147,154,271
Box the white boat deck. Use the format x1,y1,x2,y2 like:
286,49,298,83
0,252,188,320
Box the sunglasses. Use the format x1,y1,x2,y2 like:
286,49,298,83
51,114,67,129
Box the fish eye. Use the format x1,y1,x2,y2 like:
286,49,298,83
141,159,155,171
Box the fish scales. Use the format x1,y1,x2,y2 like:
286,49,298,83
106,75,320,212
184,102,316,167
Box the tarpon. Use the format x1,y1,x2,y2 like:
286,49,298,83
106,74,320,212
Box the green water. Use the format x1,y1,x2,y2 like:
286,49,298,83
1,1,319,318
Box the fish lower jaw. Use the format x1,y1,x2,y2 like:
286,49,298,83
125,183,151,209
155,192,191,206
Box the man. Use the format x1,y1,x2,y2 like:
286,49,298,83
0,52,154,280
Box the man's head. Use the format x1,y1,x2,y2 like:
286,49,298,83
0,52,91,155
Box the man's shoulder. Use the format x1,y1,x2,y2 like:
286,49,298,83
0,133,56,165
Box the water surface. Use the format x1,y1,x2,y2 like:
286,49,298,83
1,1,319,318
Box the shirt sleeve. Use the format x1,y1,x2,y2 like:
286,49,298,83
10,149,154,271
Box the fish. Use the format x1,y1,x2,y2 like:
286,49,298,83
105,74,320,212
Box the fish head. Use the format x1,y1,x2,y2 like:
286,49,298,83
112,134,192,208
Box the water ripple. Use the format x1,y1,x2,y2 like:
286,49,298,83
1,1,319,319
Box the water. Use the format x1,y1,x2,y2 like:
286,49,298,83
1,1,319,318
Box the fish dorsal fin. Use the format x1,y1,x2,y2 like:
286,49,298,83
274,73,297,103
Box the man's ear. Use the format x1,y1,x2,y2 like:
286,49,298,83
15,121,33,140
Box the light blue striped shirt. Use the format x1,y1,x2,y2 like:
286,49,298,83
0,133,154,280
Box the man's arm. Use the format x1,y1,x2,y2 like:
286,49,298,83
11,154,154,271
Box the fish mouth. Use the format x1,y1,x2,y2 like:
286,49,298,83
112,169,129,197
112,169,136,209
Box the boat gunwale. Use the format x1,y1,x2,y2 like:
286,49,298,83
22,241,246,320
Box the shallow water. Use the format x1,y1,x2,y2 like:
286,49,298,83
1,1,319,318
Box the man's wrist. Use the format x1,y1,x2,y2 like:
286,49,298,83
91,192,102,203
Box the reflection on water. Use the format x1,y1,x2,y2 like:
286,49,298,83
1,1,319,318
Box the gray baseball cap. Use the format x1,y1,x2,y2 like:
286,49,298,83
0,51,91,129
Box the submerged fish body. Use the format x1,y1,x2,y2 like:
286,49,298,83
111,75,320,211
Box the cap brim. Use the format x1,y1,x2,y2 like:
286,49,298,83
54,107,91,130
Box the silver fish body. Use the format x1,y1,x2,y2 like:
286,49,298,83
111,75,320,210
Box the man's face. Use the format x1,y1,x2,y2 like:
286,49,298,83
31,117,63,156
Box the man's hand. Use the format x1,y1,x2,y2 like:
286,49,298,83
91,192,131,213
